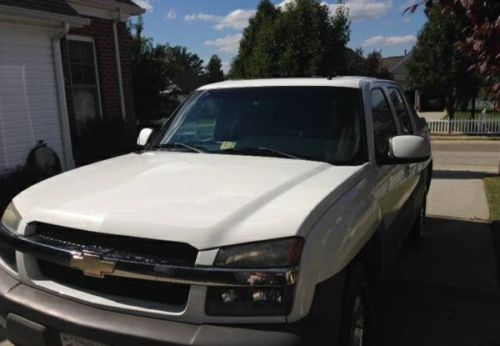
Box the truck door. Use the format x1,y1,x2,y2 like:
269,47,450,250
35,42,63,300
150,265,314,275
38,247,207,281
386,86,421,202
369,87,405,232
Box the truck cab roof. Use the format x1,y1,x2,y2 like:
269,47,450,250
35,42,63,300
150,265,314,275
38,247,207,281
197,76,396,91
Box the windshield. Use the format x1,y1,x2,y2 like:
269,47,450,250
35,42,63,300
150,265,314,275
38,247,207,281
150,87,367,165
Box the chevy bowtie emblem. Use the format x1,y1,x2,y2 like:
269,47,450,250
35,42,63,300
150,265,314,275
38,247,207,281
70,253,116,278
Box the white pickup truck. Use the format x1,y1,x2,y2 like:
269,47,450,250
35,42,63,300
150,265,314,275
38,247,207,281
0,77,431,346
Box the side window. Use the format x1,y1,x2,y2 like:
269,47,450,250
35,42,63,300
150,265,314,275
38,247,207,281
371,89,397,163
388,87,413,135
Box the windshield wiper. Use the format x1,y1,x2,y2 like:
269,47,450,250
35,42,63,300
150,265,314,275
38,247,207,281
256,147,302,159
221,147,303,160
154,143,206,153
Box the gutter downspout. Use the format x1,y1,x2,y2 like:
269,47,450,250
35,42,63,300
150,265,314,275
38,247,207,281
113,10,127,120
52,23,75,170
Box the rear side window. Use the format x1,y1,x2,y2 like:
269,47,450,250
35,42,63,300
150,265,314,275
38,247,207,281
388,87,413,135
371,89,397,163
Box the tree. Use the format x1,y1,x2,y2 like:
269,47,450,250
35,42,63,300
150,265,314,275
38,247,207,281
128,18,206,120
342,48,393,79
205,55,224,83
405,0,499,102
230,0,280,78
364,51,392,79
230,0,351,78
163,45,205,93
406,5,478,119
343,48,367,75
129,17,171,121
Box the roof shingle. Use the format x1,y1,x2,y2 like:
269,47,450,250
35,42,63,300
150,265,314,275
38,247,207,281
0,0,79,16
114,0,142,8
380,56,404,71
0,0,143,16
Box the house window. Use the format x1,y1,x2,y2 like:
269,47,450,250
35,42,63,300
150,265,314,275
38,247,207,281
67,38,101,129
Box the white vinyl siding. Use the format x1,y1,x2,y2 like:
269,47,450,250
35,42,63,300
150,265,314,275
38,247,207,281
0,22,65,172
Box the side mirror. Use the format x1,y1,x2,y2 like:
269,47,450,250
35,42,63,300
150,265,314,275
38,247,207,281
137,128,153,147
389,135,431,163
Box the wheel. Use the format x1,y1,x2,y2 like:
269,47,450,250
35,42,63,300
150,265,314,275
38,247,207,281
338,261,370,346
407,196,426,246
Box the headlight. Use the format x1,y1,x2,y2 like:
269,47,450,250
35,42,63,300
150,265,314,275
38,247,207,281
1,202,22,232
207,238,303,316
206,286,295,316
214,237,303,268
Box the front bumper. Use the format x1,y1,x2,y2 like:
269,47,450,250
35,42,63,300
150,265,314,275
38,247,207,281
0,268,303,346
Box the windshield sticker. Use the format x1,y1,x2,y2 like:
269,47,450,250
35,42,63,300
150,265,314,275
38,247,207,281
220,142,236,150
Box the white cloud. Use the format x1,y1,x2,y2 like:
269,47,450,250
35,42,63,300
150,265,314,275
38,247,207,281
222,61,231,74
186,0,391,32
214,9,256,31
132,0,153,12
277,0,295,9
165,9,176,21
184,9,255,31
204,34,243,53
323,0,392,20
399,0,418,11
278,0,392,20
184,13,221,23
362,34,417,47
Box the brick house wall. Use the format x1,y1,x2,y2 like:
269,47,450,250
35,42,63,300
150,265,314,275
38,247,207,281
60,17,137,165
116,22,136,122
61,17,136,126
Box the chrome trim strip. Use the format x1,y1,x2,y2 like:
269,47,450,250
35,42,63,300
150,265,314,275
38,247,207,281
0,225,298,287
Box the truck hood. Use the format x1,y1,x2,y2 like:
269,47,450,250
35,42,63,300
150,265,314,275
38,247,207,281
14,152,363,249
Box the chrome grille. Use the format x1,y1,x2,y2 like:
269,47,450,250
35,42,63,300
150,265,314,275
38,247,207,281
32,222,198,266
38,259,190,309
30,222,198,308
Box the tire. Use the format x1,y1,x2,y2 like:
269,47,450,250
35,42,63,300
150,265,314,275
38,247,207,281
407,196,426,246
338,261,370,346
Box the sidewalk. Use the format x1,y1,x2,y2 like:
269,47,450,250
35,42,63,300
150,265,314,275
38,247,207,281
419,111,445,121
427,170,490,221
427,143,499,221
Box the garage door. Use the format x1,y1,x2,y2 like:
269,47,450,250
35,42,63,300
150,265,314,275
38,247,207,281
0,22,65,172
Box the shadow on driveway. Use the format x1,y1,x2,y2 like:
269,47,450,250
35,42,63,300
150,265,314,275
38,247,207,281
370,217,500,346
433,170,498,180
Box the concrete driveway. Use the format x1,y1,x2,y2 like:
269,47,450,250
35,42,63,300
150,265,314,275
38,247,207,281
371,218,500,346
371,140,500,345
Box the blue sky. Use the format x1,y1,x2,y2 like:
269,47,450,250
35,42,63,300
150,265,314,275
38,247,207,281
132,0,427,72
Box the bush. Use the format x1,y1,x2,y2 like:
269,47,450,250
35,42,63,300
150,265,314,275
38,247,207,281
0,167,35,214
73,117,137,166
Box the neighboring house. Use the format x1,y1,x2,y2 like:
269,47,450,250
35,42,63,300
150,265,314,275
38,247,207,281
0,0,144,172
380,51,421,110
381,51,447,112
381,51,413,91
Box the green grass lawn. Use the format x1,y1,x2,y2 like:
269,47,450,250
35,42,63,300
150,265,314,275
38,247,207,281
485,176,500,222
444,111,500,120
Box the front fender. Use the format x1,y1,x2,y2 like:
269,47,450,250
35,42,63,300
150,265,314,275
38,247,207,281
287,176,381,322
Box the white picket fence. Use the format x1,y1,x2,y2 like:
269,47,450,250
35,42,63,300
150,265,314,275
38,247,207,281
427,119,500,134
